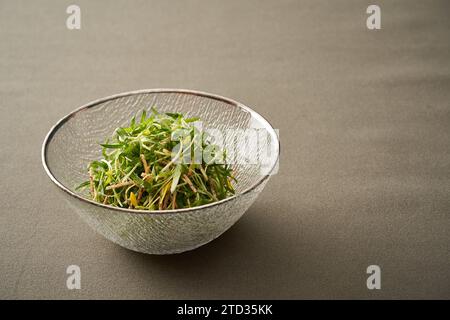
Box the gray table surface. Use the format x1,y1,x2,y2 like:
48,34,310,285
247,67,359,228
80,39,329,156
1,0,449,299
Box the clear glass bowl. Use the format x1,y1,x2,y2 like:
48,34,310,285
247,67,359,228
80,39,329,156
42,89,279,254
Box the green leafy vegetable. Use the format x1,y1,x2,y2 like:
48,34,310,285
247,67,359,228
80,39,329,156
76,108,236,210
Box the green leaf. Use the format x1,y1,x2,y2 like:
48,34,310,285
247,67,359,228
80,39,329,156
140,109,147,123
90,160,108,170
166,112,182,119
100,143,122,149
75,180,90,191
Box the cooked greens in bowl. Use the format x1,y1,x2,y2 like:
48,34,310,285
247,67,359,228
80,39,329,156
76,108,236,210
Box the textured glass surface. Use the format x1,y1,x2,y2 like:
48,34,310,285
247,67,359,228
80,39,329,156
43,90,279,254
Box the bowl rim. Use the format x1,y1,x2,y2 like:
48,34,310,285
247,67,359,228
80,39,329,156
42,88,280,215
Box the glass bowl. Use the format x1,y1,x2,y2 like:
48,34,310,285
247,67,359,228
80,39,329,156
42,89,279,254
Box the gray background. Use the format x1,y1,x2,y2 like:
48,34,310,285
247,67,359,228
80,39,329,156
1,0,449,299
